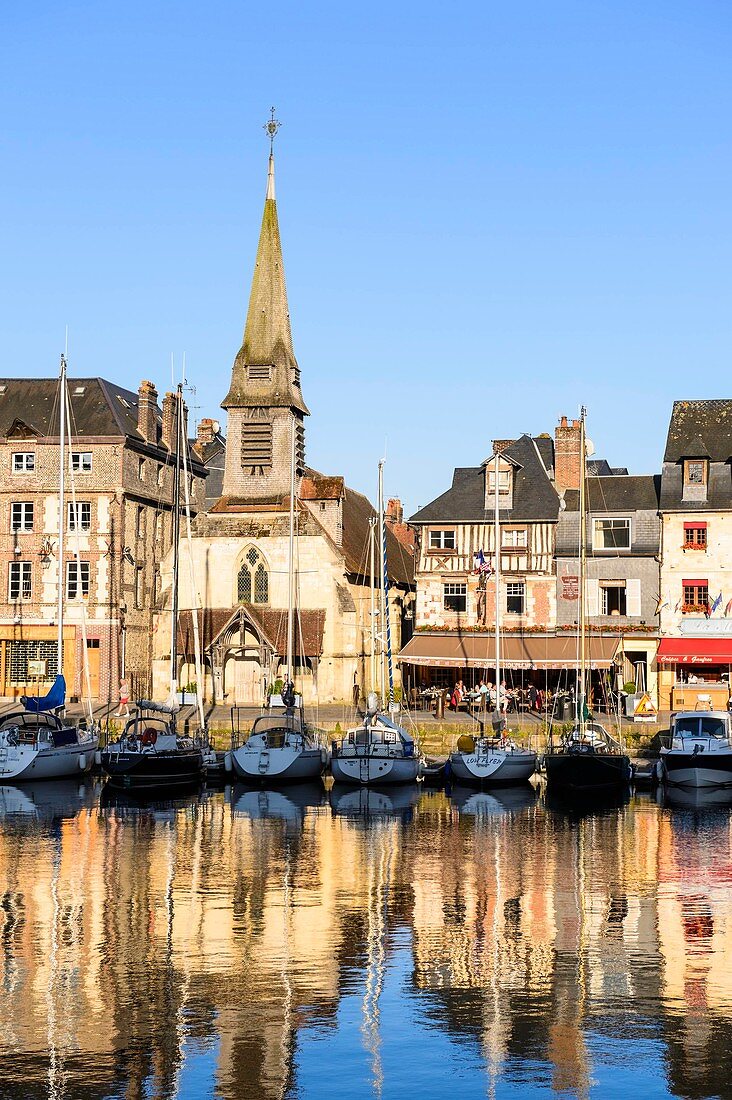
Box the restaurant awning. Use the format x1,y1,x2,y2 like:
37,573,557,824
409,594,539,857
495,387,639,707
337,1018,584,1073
657,638,732,665
398,633,618,670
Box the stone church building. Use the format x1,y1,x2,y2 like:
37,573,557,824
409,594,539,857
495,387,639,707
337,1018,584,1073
152,151,413,704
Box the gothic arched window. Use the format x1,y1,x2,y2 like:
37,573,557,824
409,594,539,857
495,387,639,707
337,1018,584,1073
237,546,269,605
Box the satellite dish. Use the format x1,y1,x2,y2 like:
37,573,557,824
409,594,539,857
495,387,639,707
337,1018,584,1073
585,437,596,457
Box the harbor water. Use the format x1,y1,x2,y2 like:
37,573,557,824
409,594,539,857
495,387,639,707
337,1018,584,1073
0,781,731,1099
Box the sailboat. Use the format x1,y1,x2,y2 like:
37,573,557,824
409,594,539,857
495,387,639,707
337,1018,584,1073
448,451,537,787
230,421,327,784
0,355,99,782
102,384,204,790
330,461,419,786
544,407,632,793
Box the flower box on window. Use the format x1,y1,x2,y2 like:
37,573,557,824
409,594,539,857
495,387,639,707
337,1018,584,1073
681,603,708,614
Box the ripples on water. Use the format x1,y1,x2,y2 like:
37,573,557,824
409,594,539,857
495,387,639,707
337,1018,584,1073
0,779,731,1099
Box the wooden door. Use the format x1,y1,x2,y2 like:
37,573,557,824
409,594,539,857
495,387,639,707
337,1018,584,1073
233,655,261,704
85,639,101,699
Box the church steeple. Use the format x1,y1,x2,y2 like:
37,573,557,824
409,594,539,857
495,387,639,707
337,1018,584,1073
221,144,308,416
221,116,308,502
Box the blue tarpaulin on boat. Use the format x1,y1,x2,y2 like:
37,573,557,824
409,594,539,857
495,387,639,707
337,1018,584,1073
22,674,66,713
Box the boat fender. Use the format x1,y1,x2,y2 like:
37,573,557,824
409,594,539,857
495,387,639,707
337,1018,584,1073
655,760,663,783
94,750,102,766
224,751,232,773
141,727,158,747
78,754,87,772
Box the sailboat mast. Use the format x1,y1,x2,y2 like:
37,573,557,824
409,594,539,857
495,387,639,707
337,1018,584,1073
494,451,501,708
369,517,376,694
56,355,67,671
286,419,296,684
170,384,183,696
578,406,587,734
377,461,387,708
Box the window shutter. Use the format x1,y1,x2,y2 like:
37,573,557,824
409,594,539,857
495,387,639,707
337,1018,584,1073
626,578,641,617
586,579,599,617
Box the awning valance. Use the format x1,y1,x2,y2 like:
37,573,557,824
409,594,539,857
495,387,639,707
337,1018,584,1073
398,633,618,670
657,638,732,665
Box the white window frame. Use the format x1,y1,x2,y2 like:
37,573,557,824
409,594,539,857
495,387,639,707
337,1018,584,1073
488,469,511,494
502,527,527,548
11,501,34,533
600,582,627,616
70,452,93,472
592,516,631,551
67,501,91,532
429,530,456,551
66,560,90,600
443,581,467,613
506,581,525,615
8,561,32,601
11,452,34,473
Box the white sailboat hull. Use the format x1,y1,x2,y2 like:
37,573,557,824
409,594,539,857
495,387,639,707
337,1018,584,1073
231,744,325,784
330,753,419,786
449,750,536,786
0,736,98,781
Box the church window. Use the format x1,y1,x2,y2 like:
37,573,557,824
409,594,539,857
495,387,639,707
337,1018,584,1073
237,547,269,605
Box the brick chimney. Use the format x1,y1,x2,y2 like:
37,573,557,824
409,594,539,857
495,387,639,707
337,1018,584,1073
385,497,415,552
554,415,583,492
137,380,158,443
196,418,217,447
492,439,515,454
161,392,175,450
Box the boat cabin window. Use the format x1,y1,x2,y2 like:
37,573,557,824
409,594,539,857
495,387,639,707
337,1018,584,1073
675,716,727,739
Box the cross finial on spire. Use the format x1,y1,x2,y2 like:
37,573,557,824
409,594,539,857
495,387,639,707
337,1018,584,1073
264,107,281,153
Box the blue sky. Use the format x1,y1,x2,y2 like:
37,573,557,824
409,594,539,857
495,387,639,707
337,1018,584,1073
2,1,731,513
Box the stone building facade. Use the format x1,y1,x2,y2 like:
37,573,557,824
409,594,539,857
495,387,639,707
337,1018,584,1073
657,400,732,710
555,470,661,703
152,149,414,705
0,377,206,703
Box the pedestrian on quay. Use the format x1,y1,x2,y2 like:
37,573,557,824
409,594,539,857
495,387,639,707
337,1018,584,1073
114,677,130,718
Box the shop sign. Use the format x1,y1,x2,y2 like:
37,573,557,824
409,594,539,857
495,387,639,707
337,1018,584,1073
561,575,579,601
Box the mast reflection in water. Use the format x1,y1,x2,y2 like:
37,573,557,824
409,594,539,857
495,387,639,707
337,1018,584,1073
1,782,732,1098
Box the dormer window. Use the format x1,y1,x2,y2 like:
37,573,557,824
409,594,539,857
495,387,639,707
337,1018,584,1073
685,460,706,486
488,469,511,494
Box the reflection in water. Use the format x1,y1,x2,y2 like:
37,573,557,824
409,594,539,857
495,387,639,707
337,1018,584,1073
0,786,732,1097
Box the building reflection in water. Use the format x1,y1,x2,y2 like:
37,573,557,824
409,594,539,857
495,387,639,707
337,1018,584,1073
0,784,732,1098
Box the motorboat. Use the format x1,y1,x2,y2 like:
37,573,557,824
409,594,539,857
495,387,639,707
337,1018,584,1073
230,693,327,784
659,710,732,789
101,700,204,790
0,692,97,782
544,720,632,793
330,703,419,787
449,730,536,787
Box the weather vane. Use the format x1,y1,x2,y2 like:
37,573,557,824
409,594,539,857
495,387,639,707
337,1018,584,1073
264,107,281,152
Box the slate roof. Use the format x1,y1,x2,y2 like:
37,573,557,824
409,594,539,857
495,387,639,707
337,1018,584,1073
340,483,414,586
0,376,206,471
562,475,660,513
661,400,732,511
410,434,560,524
663,400,732,463
194,432,227,511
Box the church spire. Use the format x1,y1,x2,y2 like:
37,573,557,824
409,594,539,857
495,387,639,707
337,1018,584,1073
222,113,308,415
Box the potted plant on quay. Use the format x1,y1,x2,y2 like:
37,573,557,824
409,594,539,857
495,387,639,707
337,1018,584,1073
177,682,198,705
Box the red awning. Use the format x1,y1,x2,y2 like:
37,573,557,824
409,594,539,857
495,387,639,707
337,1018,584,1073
657,638,732,665
684,521,707,529
398,633,618,670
